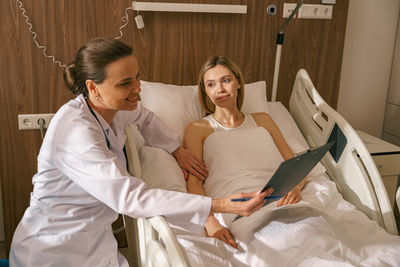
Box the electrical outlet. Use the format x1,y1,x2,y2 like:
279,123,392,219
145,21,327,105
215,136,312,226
283,3,297,18
18,114,55,130
298,4,333,19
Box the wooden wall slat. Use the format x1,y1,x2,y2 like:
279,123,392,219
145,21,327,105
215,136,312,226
0,0,348,253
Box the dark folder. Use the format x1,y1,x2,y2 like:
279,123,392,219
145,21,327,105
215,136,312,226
233,141,334,222
261,140,334,196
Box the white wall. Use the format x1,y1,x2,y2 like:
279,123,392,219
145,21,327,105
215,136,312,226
382,13,400,146
337,0,400,138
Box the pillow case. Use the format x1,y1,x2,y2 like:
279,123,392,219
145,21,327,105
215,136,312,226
241,81,269,114
140,80,268,144
267,101,326,178
140,81,204,145
267,101,309,152
140,145,187,192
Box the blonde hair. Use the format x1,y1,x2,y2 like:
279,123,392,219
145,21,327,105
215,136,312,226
198,56,245,114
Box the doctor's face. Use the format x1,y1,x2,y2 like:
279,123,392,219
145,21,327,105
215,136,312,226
95,55,141,111
203,65,240,109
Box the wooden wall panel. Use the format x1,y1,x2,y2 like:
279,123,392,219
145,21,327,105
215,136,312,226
0,0,348,252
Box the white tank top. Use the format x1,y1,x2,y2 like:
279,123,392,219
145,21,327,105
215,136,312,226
202,113,258,131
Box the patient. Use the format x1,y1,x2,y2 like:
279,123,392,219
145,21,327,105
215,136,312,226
184,55,307,248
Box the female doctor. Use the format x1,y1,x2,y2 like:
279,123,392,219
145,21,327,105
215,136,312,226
9,38,270,266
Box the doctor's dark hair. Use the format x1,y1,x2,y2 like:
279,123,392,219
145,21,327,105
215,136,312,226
198,55,245,114
63,38,133,97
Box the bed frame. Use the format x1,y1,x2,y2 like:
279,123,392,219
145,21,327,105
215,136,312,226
123,69,398,267
290,69,397,235
124,124,191,267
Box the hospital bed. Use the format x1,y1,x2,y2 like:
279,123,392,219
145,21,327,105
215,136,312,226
123,69,399,266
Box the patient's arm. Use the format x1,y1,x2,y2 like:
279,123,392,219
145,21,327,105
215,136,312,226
184,121,238,248
171,146,208,180
252,112,307,206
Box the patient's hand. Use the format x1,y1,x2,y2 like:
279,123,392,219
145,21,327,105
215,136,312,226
205,216,238,248
277,186,302,207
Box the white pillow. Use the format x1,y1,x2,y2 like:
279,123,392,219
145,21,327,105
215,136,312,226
140,81,204,145
267,101,326,177
140,146,187,192
241,81,269,114
267,101,309,152
140,80,268,144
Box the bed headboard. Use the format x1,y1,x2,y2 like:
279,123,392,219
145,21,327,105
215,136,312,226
289,69,398,235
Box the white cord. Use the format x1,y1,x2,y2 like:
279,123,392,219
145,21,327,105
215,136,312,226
115,6,134,39
16,0,134,67
37,118,45,140
113,226,126,234
16,0,66,69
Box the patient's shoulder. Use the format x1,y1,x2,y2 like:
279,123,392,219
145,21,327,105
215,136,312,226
250,112,276,128
250,112,273,121
187,119,211,128
185,119,213,136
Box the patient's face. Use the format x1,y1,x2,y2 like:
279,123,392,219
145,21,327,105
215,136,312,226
203,65,240,108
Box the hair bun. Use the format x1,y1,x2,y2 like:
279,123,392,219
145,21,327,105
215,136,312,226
63,62,80,94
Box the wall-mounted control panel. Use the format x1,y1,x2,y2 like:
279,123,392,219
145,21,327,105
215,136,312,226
283,3,333,19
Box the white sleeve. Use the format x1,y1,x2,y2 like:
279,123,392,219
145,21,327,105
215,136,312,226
126,104,180,153
52,113,211,234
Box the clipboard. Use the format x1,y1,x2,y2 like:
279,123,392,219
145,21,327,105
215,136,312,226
233,141,334,222
260,140,334,195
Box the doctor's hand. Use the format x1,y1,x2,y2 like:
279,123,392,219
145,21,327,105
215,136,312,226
277,186,302,207
205,215,238,248
172,146,208,180
211,189,272,217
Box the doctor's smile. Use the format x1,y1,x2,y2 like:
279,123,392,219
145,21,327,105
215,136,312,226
126,95,139,103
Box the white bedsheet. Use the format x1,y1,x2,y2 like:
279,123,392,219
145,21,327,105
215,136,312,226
173,127,400,266
175,175,400,266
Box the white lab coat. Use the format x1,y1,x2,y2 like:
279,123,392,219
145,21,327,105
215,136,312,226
10,94,211,267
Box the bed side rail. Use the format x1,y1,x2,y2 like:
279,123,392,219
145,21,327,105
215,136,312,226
397,187,400,215
124,124,191,267
137,216,190,267
289,69,397,235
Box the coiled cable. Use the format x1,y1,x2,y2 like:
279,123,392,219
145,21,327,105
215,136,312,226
16,0,134,69
16,0,66,69
115,6,134,39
